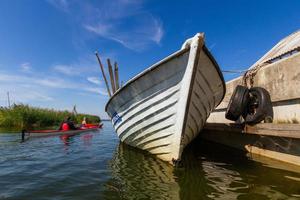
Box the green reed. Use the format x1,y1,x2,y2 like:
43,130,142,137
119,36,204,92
0,104,101,129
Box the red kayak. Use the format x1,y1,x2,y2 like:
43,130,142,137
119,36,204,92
82,123,103,129
27,123,103,138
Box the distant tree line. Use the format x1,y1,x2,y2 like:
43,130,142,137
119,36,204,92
0,104,101,129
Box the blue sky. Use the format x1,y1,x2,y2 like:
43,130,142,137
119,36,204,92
0,0,299,118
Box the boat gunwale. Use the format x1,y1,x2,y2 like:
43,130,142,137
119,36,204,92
105,44,226,112
202,45,226,106
105,47,190,112
29,126,100,134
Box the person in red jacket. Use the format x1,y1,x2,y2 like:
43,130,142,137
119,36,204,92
59,116,77,130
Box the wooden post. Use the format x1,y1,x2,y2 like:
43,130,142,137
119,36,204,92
95,51,111,97
107,59,116,94
72,104,77,116
114,62,120,90
7,92,11,108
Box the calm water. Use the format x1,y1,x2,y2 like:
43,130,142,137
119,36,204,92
1,121,300,200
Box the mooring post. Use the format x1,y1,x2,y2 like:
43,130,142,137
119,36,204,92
21,129,25,142
107,59,116,94
114,62,120,90
95,51,111,97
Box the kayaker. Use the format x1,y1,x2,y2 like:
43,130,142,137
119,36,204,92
81,117,87,127
59,116,77,130
59,117,67,130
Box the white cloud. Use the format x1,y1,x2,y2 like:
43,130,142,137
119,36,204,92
84,87,107,95
35,77,69,88
47,0,69,12
20,62,32,72
0,68,108,116
0,71,108,101
0,73,65,89
52,54,103,77
53,65,79,76
0,83,54,104
84,14,164,50
87,77,102,85
151,19,164,44
84,24,112,37
47,0,164,50
0,74,20,82
19,91,54,102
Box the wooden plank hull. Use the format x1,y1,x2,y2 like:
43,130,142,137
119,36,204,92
105,33,225,163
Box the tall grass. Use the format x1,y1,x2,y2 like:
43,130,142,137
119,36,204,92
0,104,101,129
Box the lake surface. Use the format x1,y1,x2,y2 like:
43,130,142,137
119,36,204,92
1,121,300,199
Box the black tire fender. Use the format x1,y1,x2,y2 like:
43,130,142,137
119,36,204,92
225,85,249,121
244,87,273,125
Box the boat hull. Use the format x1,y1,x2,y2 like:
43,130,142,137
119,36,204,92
105,33,225,163
28,126,101,138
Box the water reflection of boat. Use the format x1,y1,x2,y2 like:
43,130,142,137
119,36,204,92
105,143,180,199
105,141,245,199
175,143,247,199
104,139,300,199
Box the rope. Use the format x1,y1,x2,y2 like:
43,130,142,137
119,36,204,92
222,70,247,74
242,63,267,88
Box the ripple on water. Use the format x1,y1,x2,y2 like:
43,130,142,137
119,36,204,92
1,123,300,199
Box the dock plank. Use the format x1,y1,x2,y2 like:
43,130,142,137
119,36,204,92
204,123,300,139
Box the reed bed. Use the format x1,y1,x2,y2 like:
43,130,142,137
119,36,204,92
0,104,100,129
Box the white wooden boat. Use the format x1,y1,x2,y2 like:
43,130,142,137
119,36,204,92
105,33,225,163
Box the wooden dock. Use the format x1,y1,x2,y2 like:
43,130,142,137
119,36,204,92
204,123,300,139
201,123,300,168
199,31,300,171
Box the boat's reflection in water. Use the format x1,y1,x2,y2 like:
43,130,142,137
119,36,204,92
173,142,247,200
106,142,179,199
106,138,300,199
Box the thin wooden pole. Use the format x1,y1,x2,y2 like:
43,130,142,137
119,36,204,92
95,51,111,97
114,62,120,90
72,104,77,116
7,92,11,108
107,59,116,94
